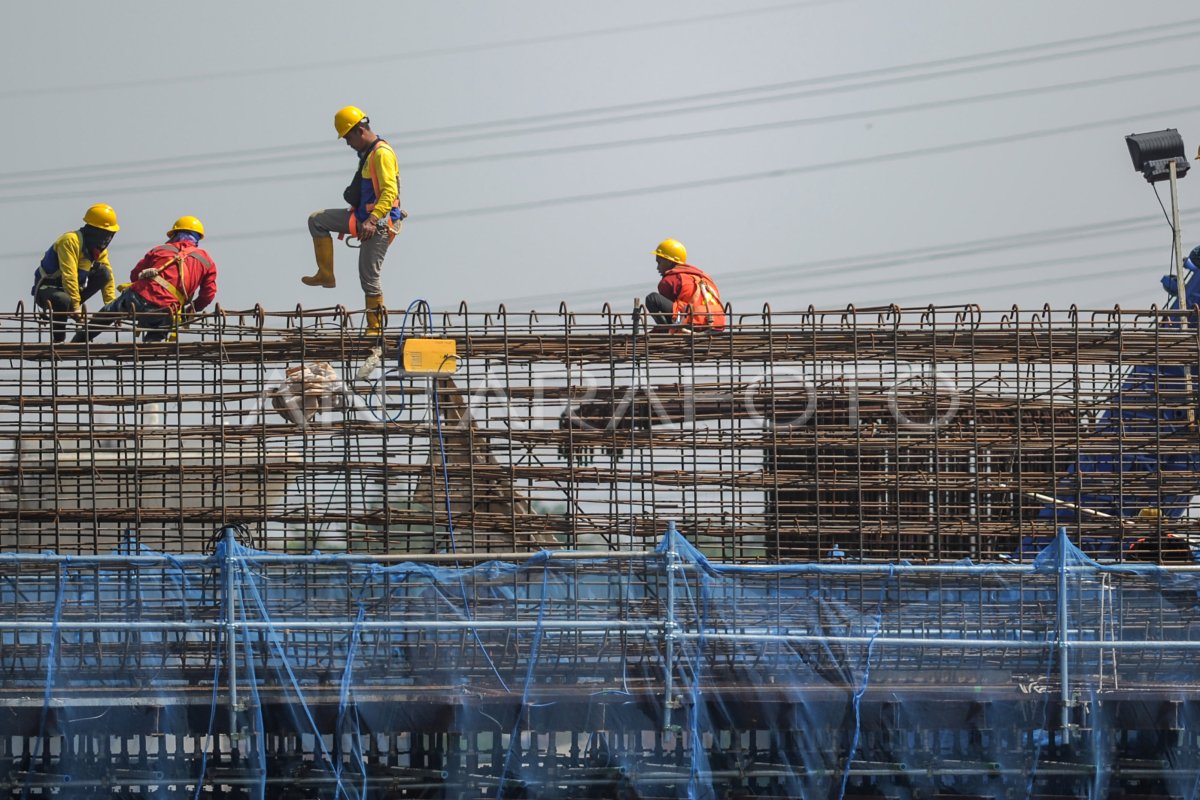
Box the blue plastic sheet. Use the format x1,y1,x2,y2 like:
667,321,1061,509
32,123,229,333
3,528,1200,798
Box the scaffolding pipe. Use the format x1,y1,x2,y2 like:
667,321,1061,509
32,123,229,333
1058,526,1072,742
662,519,678,731
224,526,240,744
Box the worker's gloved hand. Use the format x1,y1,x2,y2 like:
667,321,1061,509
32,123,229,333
359,217,377,241
1162,274,1180,295
70,305,84,322
140,267,161,281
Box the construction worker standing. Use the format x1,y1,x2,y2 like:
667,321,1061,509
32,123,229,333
303,105,405,337
644,239,726,332
31,204,119,343
73,216,217,343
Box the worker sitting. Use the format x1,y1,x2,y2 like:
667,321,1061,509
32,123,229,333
73,216,217,343
644,238,726,333
31,204,119,343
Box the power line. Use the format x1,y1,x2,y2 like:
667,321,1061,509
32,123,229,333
721,212,1188,287
867,262,1160,307
4,103,1197,261
483,220,1195,309
748,246,1159,296
7,61,1198,201
386,26,1200,151
507,261,1162,313
4,16,1197,186
0,1,837,100
395,104,1200,223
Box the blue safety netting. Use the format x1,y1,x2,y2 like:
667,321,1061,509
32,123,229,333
4,528,1200,798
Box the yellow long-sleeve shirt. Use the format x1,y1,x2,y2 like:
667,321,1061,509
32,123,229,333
36,230,116,306
363,142,402,222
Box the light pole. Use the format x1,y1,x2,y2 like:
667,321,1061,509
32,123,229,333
1125,129,1190,310
1126,129,1196,454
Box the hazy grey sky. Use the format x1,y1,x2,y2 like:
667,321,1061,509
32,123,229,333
2,0,1197,315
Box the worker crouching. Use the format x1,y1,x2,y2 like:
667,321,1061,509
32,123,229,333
31,204,119,343
304,105,406,338
73,216,217,344
644,238,726,333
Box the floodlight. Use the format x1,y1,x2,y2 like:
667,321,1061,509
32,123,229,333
1126,129,1189,184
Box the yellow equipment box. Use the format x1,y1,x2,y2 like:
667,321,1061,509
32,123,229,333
402,338,458,375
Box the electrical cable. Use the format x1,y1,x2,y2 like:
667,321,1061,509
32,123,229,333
1152,182,1182,309
0,1,834,101
852,260,1166,308
362,299,428,423
380,28,1200,152
9,101,1197,238
8,60,1198,198
484,209,1200,309
4,17,1197,184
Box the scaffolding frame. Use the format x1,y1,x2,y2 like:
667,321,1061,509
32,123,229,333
3,525,1200,797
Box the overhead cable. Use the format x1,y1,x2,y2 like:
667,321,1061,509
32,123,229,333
3,17,1196,185
4,61,1197,198
0,1,837,100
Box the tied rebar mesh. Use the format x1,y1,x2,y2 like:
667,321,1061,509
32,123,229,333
1,302,1198,563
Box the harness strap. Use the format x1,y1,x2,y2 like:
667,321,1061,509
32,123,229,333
364,139,401,216
146,247,199,315
342,211,401,246
151,256,188,309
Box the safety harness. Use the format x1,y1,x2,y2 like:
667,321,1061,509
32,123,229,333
31,230,104,298
138,243,214,335
668,267,726,332
341,138,405,247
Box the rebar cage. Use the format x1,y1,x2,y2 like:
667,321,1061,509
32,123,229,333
0,303,1196,563
2,304,1200,797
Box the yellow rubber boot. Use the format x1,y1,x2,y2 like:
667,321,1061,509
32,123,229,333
365,294,384,337
301,237,336,288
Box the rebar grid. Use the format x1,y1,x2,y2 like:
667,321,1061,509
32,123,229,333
0,303,1197,564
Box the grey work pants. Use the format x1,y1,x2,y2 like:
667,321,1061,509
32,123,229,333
307,208,393,296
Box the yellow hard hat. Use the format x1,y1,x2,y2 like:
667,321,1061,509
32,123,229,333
653,238,687,265
83,203,119,232
167,215,205,239
1138,507,1162,518
334,105,367,138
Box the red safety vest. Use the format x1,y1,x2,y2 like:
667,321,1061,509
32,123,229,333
665,265,725,331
